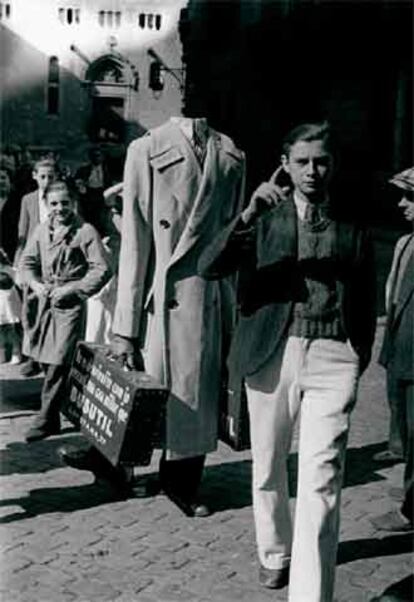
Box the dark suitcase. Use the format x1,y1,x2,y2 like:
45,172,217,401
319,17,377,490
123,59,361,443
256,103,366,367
219,380,250,451
63,342,169,467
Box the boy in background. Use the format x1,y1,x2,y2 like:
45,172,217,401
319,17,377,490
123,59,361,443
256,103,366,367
19,180,111,442
16,158,58,377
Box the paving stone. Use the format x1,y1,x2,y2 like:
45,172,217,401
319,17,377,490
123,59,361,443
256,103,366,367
0,323,412,601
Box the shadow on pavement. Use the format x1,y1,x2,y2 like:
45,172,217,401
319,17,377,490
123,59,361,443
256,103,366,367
369,574,413,601
0,430,82,476
0,377,42,414
337,533,414,565
201,459,252,511
0,481,132,524
343,442,399,487
288,442,391,495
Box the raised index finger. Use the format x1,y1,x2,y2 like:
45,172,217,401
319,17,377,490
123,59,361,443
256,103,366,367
269,165,285,185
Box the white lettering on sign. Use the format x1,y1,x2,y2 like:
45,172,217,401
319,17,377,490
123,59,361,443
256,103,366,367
118,408,128,423
81,396,114,438
112,382,124,400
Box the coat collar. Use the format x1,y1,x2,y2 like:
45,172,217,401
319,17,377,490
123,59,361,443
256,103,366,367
46,214,82,249
149,120,244,267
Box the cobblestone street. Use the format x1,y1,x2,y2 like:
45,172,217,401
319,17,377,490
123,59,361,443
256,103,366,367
0,322,412,602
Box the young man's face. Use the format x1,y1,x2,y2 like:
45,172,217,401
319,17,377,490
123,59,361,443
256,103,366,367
47,190,75,224
33,166,56,193
398,191,414,224
281,139,334,202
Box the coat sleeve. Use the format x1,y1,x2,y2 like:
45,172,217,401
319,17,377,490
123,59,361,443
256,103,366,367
18,225,42,285
384,235,407,313
198,216,256,280
112,136,153,339
74,225,112,297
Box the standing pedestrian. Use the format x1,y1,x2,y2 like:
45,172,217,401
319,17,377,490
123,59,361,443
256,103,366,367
199,121,376,601
15,157,58,377
370,166,414,536
19,180,111,442
61,117,246,514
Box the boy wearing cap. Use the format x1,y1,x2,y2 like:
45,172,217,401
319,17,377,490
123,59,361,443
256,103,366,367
372,167,414,534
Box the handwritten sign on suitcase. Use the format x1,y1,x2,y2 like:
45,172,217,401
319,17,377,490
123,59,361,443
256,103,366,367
63,342,169,466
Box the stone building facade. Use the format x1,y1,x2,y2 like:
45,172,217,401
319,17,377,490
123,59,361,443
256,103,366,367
1,0,187,174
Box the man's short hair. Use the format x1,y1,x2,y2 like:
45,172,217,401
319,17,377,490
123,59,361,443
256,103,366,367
282,121,337,157
44,179,76,202
33,157,57,173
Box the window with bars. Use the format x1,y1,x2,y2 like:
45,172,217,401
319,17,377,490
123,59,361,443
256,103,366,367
98,10,122,28
138,13,162,30
47,56,60,115
58,7,80,24
0,2,12,20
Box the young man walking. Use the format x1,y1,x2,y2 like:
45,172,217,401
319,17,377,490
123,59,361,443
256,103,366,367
199,122,376,602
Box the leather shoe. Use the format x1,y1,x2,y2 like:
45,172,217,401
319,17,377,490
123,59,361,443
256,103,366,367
189,501,211,518
259,564,289,589
58,445,98,471
59,445,132,497
162,487,211,517
58,445,157,499
373,450,404,463
370,509,413,533
25,425,60,443
20,359,43,378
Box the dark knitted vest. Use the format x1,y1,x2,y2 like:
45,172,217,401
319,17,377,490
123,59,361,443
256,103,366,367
288,216,345,340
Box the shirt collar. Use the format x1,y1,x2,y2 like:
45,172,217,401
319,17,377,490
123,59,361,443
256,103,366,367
293,192,329,221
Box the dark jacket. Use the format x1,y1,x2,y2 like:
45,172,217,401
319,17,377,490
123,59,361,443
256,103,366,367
379,234,413,380
75,162,112,190
198,196,376,379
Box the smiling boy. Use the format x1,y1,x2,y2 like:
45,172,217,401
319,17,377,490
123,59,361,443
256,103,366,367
19,180,111,442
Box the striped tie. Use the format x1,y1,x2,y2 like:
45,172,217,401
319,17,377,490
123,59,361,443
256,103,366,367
193,120,208,166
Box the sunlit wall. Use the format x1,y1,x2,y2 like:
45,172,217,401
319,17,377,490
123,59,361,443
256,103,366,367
1,0,188,164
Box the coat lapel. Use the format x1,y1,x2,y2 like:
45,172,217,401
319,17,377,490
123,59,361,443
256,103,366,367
256,196,297,269
167,134,220,267
167,129,243,268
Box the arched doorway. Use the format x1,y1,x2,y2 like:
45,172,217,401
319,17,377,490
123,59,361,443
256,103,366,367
83,54,138,179
84,54,136,144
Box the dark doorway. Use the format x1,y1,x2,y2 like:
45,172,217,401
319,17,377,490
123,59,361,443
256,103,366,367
89,96,125,143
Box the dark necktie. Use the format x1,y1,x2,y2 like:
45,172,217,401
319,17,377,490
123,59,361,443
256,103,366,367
304,203,320,225
303,202,331,233
193,120,208,166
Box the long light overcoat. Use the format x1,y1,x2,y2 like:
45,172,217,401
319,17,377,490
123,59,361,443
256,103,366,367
113,119,245,459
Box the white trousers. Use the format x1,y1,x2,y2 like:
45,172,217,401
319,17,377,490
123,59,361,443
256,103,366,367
245,336,360,602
